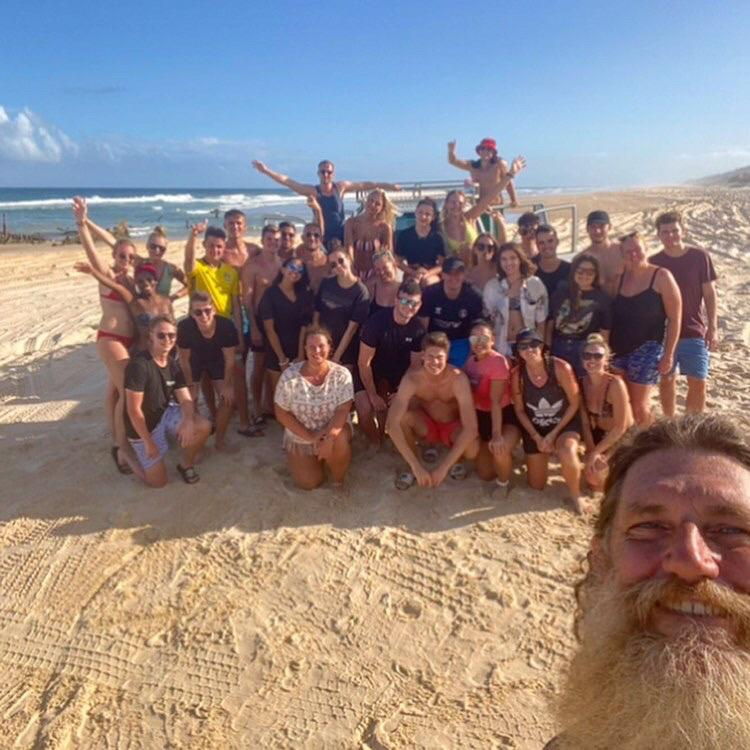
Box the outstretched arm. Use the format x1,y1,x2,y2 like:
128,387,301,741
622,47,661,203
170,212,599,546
339,180,401,195
184,220,207,275
74,261,135,302
465,156,527,220
447,140,472,172
251,160,316,197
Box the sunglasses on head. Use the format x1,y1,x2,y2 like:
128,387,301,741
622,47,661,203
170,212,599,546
286,261,304,273
398,297,420,309
582,351,605,361
155,331,176,341
469,333,491,345
192,307,213,318
148,243,167,253
517,341,542,351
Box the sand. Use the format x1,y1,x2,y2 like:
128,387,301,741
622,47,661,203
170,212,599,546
0,186,748,748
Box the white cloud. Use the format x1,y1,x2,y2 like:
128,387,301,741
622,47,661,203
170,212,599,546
0,106,78,163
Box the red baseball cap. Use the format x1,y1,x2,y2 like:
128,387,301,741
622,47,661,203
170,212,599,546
475,138,497,155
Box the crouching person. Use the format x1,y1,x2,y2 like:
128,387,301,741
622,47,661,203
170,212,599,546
124,315,212,487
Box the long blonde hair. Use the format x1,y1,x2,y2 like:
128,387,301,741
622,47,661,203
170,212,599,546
363,189,397,226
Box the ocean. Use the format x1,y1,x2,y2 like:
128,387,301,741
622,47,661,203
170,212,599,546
0,185,575,241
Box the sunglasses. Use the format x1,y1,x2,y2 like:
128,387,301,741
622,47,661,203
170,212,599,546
469,333,491,346
192,307,213,318
398,297,420,309
155,331,176,341
476,242,496,251
319,169,333,175
582,351,605,361
329,257,347,270
305,232,321,239
286,262,304,273
148,244,167,253
517,341,542,351
518,226,537,236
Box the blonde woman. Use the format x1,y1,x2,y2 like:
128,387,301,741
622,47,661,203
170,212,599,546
344,188,397,277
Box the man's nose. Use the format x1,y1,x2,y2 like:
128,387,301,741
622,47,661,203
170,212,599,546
661,523,720,583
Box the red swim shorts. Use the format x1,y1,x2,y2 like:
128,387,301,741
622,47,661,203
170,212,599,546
420,410,460,447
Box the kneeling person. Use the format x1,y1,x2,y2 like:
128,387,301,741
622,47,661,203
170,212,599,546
125,315,212,487
387,331,479,489
356,279,424,445
177,292,238,450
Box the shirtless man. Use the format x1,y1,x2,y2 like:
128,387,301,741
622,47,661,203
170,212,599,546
298,222,330,293
578,210,623,297
448,138,519,207
241,224,282,424
517,212,540,257
252,158,400,247
387,331,479,489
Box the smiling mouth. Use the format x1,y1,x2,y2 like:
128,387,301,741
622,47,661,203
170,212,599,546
661,599,727,618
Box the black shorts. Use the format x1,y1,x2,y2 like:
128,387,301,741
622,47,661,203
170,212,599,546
192,357,226,383
521,415,582,455
476,404,518,442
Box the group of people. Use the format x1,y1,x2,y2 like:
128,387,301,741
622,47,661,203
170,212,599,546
74,145,719,510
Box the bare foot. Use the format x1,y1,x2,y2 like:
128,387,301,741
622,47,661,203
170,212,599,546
570,496,589,515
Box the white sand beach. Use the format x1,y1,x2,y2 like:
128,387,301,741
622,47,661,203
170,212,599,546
0,186,748,748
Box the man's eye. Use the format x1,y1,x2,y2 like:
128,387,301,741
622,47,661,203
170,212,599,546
627,523,668,539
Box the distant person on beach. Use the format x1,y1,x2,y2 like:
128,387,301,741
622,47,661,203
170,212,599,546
241,224,282,430
578,210,623,297
124,315,211,487
547,254,611,378
297,222,330,293
447,138,519,207
418,257,484,368
651,210,718,416
511,328,585,513
251,158,401,247
344,188,396,277
274,326,354,490
394,197,445,287
516,212,540,257
365,250,403,315
549,415,750,750
610,231,681,427
578,333,633,491
259,257,315,401
177,293,238,451
463,321,520,491
72,196,137,475
483,243,548,358
466,234,502,291
532,225,571,299
74,260,173,352
356,278,424,445
387,331,479,490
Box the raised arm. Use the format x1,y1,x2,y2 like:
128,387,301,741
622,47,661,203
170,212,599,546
447,140,472,172
464,156,527,220
184,220,207,275
307,195,325,237
73,198,112,276
251,160,315,197
73,261,134,303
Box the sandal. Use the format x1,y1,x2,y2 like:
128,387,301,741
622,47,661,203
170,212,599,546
422,447,438,464
237,424,264,438
111,446,133,475
449,463,467,481
395,471,416,490
177,464,200,484
249,415,266,427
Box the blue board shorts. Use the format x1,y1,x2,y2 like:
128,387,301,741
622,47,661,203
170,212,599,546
128,403,182,470
448,338,471,368
671,337,710,380
612,340,664,386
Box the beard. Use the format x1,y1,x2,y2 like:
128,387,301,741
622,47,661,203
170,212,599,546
556,575,750,750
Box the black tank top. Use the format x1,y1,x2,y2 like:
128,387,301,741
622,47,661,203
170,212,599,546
316,185,345,244
610,268,666,356
369,280,394,316
521,361,569,432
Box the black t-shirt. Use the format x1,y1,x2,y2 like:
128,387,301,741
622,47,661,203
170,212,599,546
532,256,571,298
124,351,186,439
395,227,445,268
258,284,315,361
360,308,425,389
550,285,612,340
315,277,371,364
419,281,484,341
177,315,239,371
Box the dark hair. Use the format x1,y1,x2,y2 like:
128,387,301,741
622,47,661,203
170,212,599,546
568,253,601,312
189,291,212,307
415,197,439,234
279,221,295,232
655,210,683,230
397,278,422,297
223,209,246,221
517,212,540,229
472,232,498,263
148,314,176,332
304,325,334,350
421,331,450,353
204,226,226,241
261,223,280,239
496,242,534,280
470,154,498,169
317,160,334,171
470,320,494,337
303,222,322,234
535,223,557,239
273,256,311,296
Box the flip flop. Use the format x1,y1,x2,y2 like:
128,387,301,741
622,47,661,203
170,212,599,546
249,415,266,427
111,446,133,475
449,463,467,481
237,425,264,438
395,471,416,490
177,464,200,484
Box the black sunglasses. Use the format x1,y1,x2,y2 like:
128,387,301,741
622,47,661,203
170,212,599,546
329,257,346,270
192,307,213,318
582,351,605,361
155,331,176,341
149,243,167,253
517,341,542,351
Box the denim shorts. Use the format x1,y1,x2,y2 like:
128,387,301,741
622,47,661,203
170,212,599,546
612,340,664,386
671,337,710,380
128,403,182,470
551,337,586,379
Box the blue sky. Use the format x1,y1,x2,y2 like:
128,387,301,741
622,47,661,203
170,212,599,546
2,0,749,188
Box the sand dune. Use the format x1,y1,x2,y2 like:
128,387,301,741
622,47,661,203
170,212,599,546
0,187,748,748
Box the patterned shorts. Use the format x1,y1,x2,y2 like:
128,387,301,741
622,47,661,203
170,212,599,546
129,403,182,470
612,340,664,386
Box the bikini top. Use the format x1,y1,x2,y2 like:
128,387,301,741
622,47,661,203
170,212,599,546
585,375,614,429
